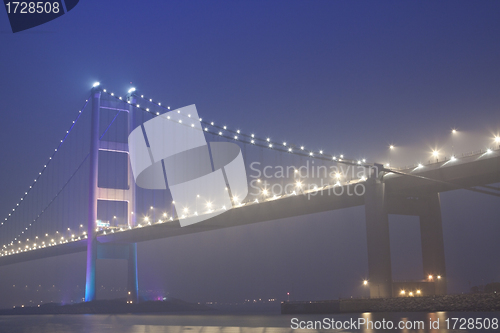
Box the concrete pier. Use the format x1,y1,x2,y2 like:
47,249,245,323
364,176,392,298
420,193,447,294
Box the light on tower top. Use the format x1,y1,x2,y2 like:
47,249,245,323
92,82,100,87
128,87,136,94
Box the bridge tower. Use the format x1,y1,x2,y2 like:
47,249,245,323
364,167,447,298
85,86,139,303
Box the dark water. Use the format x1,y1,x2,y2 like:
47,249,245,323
0,312,498,332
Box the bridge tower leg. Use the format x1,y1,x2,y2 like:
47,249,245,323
85,87,101,302
364,175,393,298
420,193,447,295
126,93,138,303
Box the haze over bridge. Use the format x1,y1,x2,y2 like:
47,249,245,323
1,84,499,301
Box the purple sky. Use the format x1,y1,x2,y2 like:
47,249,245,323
0,0,499,307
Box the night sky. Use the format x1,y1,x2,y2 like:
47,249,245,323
0,0,499,308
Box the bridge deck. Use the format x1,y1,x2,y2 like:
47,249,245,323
1,149,498,267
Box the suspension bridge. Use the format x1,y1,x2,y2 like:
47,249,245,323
1,83,499,302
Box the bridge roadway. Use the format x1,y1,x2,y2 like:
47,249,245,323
1,148,498,267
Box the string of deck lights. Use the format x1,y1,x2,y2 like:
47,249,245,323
6,135,497,257
1,94,91,233
3,85,500,258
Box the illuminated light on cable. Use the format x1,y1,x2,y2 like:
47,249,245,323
177,110,180,114
495,136,500,143
191,124,194,127
234,136,238,140
119,97,122,100
309,152,313,156
332,156,336,160
390,145,394,150
418,163,423,168
301,146,304,150
319,150,323,154
386,163,390,167
149,99,152,102
450,156,456,161
219,132,223,135
136,104,140,107
362,159,366,163
357,161,361,164
179,120,182,123
111,93,114,96
188,114,191,118
437,275,442,279
211,122,214,126
237,130,240,134
128,87,136,93
288,148,292,152
167,116,170,119
251,134,255,138
296,181,302,187
400,290,405,295
205,127,208,131
432,150,439,157
266,138,270,142
269,144,273,148
262,189,268,196
93,82,100,87
251,140,255,144
486,148,492,154
452,129,457,134
340,154,344,158
223,126,227,130
158,103,161,106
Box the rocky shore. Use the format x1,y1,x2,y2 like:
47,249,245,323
281,294,500,314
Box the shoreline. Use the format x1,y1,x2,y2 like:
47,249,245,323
281,294,500,314
0,298,213,316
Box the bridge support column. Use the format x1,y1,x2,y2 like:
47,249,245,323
420,193,447,295
127,243,139,303
85,87,101,302
364,177,392,298
126,92,139,303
